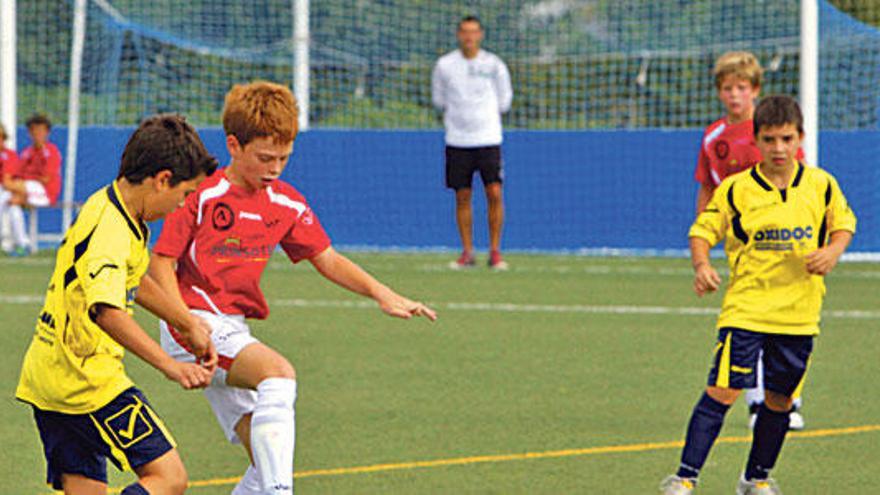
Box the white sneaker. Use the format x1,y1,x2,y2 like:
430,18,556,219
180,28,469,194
789,410,805,431
736,475,782,495
659,475,696,494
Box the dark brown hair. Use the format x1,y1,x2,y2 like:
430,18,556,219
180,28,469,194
118,114,218,185
753,95,804,136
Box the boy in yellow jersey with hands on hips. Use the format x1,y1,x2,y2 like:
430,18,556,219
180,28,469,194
661,95,856,495
16,114,219,495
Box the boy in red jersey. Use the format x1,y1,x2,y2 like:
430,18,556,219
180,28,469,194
0,123,17,177
150,81,437,495
0,114,63,254
0,123,18,253
693,52,804,430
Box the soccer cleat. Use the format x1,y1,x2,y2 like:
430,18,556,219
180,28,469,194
736,475,782,495
659,475,696,494
448,250,476,269
488,250,509,270
789,410,805,431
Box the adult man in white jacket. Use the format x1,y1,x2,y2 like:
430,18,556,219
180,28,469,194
432,16,513,270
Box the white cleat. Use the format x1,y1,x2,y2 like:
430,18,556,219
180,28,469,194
788,410,805,431
736,475,782,495
659,475,696,494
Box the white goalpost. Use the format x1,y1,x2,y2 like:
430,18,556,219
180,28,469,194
0,0,15,150
800,0,819,166
64,0,88,231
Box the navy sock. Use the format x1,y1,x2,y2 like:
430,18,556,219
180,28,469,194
676,392,731,479
745,403,790,480
121,482,150,495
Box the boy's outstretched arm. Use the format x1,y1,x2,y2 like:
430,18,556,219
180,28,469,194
91,303,213,389
309,247,438,321
137,265,218,371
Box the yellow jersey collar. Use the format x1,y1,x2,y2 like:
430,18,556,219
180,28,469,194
751,162,805,193
107,181,146,242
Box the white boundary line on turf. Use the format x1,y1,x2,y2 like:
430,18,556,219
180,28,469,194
2,293,878,320
4,257,880,279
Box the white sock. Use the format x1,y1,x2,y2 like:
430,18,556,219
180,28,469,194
231,464,263,495
251,378,297,494
9,205,28,248
745,352,765,406
0,190,11,251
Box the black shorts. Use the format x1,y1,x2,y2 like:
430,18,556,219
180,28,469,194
445,145,503,190
32,387,176,489
706,327,813,396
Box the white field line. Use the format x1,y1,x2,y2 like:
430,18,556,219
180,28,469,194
4,257,880,279
1,293,878,320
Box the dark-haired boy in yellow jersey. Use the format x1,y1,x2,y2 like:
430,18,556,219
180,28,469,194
661,95,856,495
16,114,219,495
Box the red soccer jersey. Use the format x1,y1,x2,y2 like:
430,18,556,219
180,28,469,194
14,143,62,203
0,147,17,177
694,118,762,187
694,118,805,187
154,169,331,319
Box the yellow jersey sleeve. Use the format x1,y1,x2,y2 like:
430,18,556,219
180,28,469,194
825,174,857,234
79,214,131,314
689,179,733,247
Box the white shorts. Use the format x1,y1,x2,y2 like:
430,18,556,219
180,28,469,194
160,309,260,444
24,180,50,207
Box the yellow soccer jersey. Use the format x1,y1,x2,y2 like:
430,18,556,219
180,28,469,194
689,163,856,335
16,181,150,414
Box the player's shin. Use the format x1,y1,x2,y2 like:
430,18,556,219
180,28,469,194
744,403,790,481
232,464,263,495
8,204,28,248
677,392,731,479
251,378,297,494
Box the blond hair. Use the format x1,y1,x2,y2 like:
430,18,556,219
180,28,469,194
713,51,762,90
222,81,298,146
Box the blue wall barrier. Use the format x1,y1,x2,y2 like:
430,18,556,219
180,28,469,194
17,127,880,253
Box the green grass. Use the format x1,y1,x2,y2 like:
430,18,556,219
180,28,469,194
1,252,878,494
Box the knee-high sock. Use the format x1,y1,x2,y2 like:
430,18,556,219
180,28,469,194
744,403,790,480
677,392,731,479
120,482,150,495
251,378,297,494
0,189,12,249
231,464,262,495
8,204,28,248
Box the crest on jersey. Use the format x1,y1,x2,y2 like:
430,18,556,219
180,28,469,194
212,202,234,231
714,140,730,160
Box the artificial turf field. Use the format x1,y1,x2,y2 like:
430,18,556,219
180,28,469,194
0,252,877,494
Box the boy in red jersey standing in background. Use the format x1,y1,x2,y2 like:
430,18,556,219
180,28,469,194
693,52,805,430
150,81,437,495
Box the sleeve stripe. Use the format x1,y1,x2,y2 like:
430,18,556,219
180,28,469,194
727,184,749,244
63,226,97,288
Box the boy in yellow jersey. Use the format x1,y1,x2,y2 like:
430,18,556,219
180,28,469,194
661,95,856,495
15,114,219,495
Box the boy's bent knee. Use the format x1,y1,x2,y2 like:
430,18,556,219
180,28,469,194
706,386,741,405
764,390,793,412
